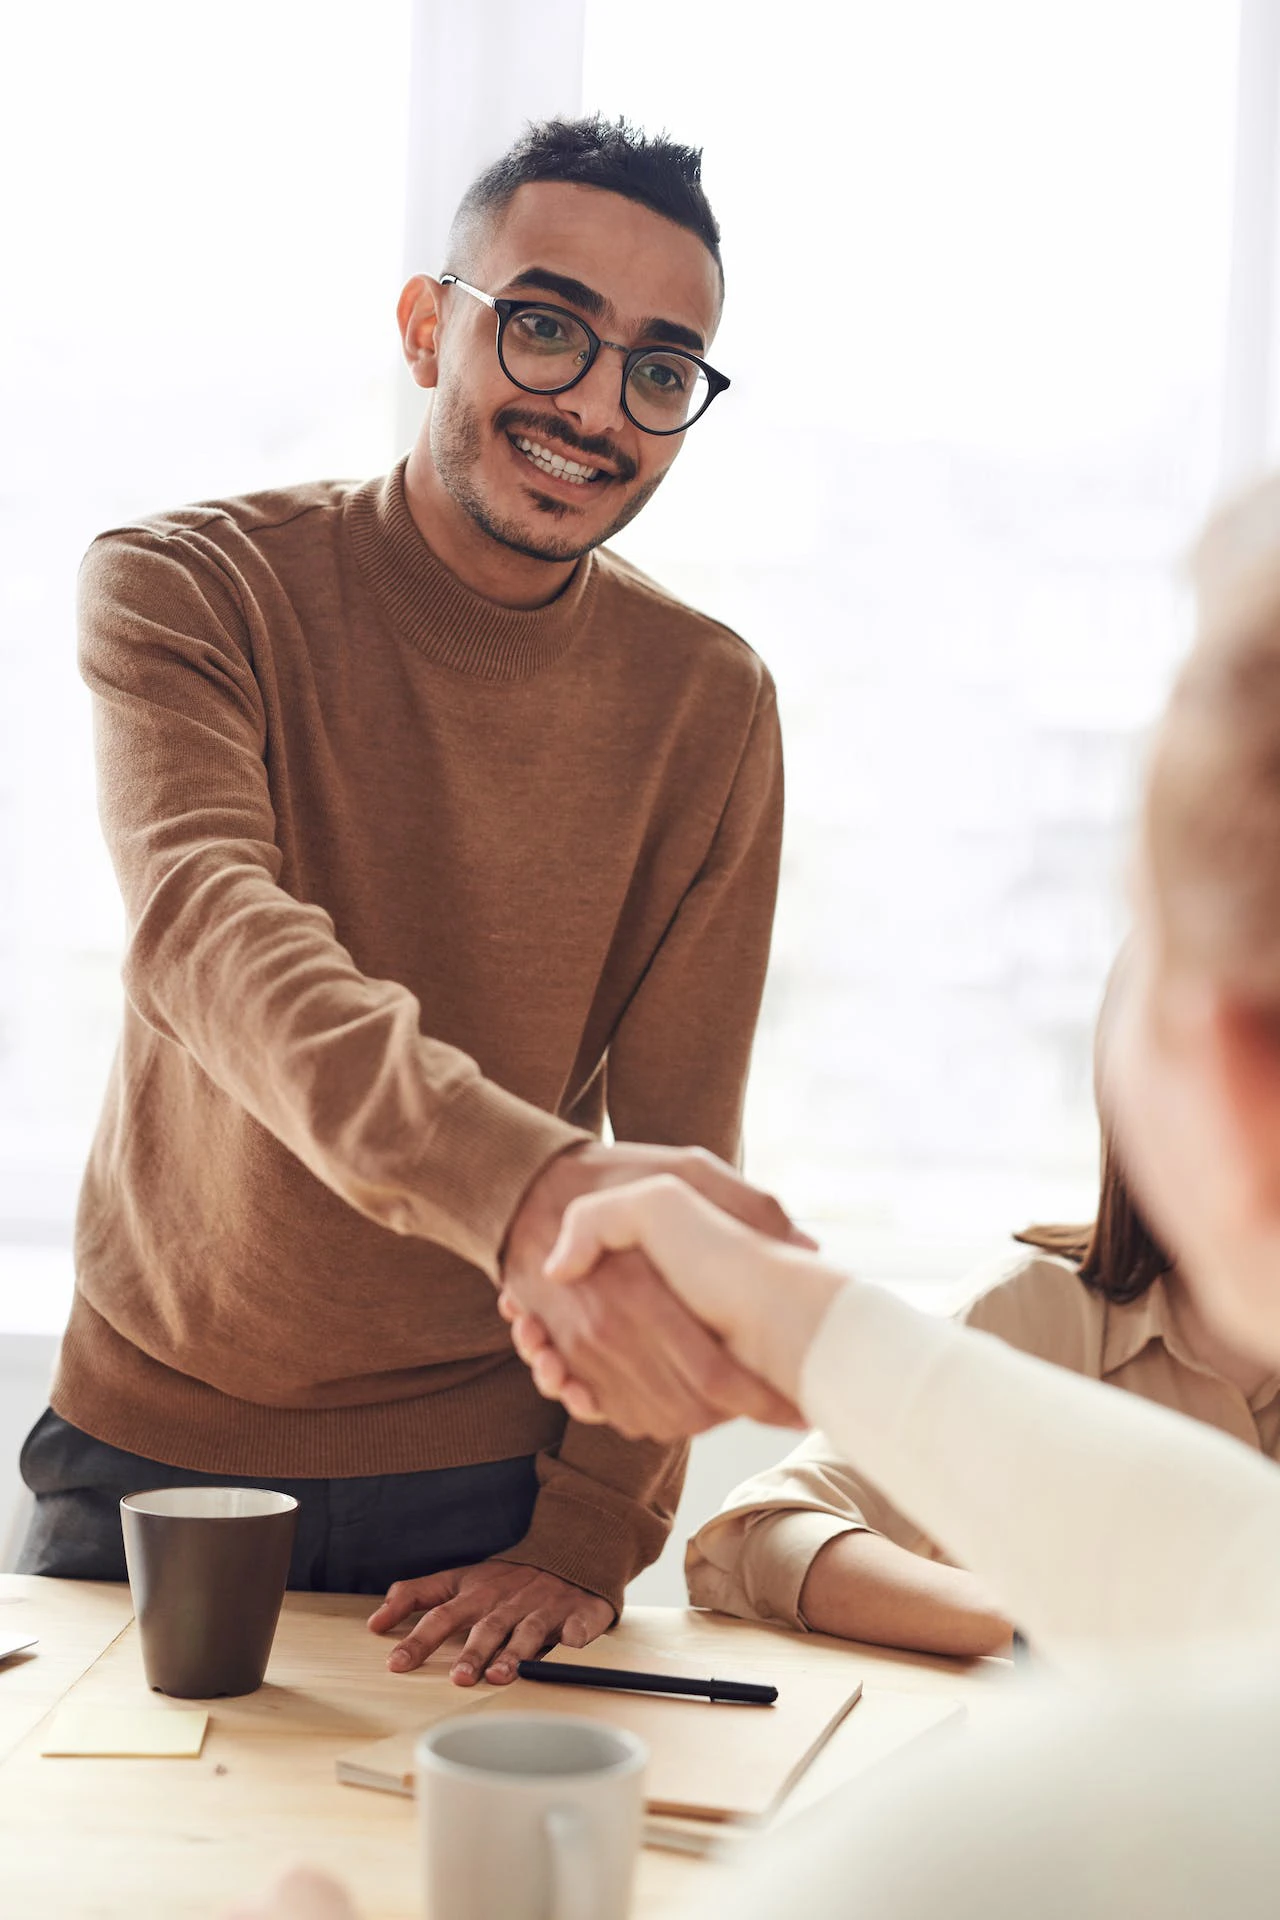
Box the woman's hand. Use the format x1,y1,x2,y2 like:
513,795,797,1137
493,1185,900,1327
225,1866,361,1920
500,1176,844,1434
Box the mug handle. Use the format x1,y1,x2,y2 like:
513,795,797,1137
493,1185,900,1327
544,1805,596,1920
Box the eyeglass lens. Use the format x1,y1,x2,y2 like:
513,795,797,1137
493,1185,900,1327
500,306,710,431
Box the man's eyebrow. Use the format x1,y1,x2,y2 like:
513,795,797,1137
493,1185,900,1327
635,315,706,355
506,267,707,356
506,267,608,318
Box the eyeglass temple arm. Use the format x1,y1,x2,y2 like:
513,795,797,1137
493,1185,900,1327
438,274,496,310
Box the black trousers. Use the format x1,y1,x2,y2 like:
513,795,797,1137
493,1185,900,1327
16,1408,539,1595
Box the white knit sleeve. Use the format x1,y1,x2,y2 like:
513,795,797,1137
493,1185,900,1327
799,1281,1280,1659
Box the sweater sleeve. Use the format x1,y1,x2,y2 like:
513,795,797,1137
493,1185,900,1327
501,670,783,1607
801,1281,1280,1661
604,671,783,1159
496,1423,688,1617
700,1669,1280,1920
80,530,586,1278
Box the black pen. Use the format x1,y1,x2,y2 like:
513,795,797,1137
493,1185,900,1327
515,1658,777,1705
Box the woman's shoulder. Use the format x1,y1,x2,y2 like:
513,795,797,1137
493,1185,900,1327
956,1246,1107,1377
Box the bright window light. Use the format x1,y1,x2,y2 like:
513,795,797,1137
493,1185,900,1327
584,0,1239,1282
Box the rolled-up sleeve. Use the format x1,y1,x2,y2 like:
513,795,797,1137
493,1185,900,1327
685,1429,934,1629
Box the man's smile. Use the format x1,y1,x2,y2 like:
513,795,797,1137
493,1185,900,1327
508,432,610,487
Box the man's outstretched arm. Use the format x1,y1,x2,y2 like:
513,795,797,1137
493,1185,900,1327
496,669,797,1435
366,671,800,1680
82,528,588,1275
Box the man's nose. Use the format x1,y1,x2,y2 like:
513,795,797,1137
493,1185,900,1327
552,347,628,439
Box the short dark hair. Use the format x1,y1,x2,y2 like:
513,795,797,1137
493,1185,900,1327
448,114,722,280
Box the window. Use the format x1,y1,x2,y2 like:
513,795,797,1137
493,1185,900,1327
1,1,1269,1329
584,0,1245,1285
0,2,410,1327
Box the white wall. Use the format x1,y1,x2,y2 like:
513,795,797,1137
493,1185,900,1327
0,1336,57,1570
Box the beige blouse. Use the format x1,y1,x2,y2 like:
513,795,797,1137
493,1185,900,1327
685,1250,1280,1630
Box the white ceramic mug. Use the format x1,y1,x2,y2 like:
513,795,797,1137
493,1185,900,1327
416,1712,647,1920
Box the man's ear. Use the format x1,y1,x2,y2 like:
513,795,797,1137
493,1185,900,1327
396,276,444,391
1212,992,1280,1219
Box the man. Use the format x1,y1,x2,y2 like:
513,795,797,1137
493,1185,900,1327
18,116,798,1684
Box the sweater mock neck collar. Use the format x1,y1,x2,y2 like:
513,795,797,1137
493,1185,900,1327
346,459,598,682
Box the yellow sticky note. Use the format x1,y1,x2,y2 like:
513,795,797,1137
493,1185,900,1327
40,1704,209,1758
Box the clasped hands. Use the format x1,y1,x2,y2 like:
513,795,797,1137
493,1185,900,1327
498,1141,844,1441
367,1144,839,1691
498,1140,815,1440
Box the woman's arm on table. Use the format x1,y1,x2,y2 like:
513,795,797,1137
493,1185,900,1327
797,1530,1012,1656
685,1427,1012,1655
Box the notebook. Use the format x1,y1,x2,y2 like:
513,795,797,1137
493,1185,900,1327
641,1690,967,1854
336,1655,862,1824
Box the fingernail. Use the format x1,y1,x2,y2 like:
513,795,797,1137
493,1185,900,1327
388,1647,413,1671
488,1660,513,1681
452,1660,474,1682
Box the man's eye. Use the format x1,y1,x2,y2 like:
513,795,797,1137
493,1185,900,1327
635,357,689,395
514,311,574,349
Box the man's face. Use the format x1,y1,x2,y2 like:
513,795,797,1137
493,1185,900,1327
427,182,723,564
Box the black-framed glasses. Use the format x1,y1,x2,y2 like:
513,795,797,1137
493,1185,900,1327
440,275,730,435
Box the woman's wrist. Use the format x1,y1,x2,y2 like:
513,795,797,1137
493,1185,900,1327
733,1247,846,1404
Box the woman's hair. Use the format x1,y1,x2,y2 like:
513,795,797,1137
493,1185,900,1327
1015,1134,1173,1304
1026,476,1280,1301
1146,474,1280,1002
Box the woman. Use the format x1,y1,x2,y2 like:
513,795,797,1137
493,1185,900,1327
234,481,1280,1916
685,1127,1280,1659
506,478,1280,1916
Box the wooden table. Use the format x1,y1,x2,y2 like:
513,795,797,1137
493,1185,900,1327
0,1576,1008,1917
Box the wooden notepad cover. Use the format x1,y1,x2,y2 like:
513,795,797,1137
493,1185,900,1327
642,1690,967,1853
336,1661,862,1824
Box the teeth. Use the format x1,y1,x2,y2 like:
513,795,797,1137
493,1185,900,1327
512,436,602,484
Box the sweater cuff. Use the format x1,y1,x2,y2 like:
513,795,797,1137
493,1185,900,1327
741,1509,869,1630
496,1487,639,1620
409,1074,591,1279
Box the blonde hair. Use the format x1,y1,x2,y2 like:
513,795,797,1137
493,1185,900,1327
1146,475,1280,1002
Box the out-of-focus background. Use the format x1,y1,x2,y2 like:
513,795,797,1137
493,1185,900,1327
2,0,1278,1590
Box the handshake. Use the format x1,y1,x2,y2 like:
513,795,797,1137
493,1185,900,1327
497,1141,842,1441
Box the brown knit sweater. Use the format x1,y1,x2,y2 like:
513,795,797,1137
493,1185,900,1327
54,460,783,1610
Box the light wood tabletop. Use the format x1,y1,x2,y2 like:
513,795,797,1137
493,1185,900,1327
0,1575,1009,1918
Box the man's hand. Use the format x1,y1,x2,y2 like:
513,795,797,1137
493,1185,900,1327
367,1561,613,1685
501,1175,843,1435
500,1143,812,1439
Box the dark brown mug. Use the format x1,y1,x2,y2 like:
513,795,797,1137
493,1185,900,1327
120,1487,298,1698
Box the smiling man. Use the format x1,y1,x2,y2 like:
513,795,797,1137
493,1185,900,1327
18,117,791,1685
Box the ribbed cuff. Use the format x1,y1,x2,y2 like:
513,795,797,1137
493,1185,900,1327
496,1488,643,1619
413,1075,591,1280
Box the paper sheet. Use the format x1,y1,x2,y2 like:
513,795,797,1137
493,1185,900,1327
40,1705,209,1758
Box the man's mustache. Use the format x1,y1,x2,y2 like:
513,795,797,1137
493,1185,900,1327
497,407,637,483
